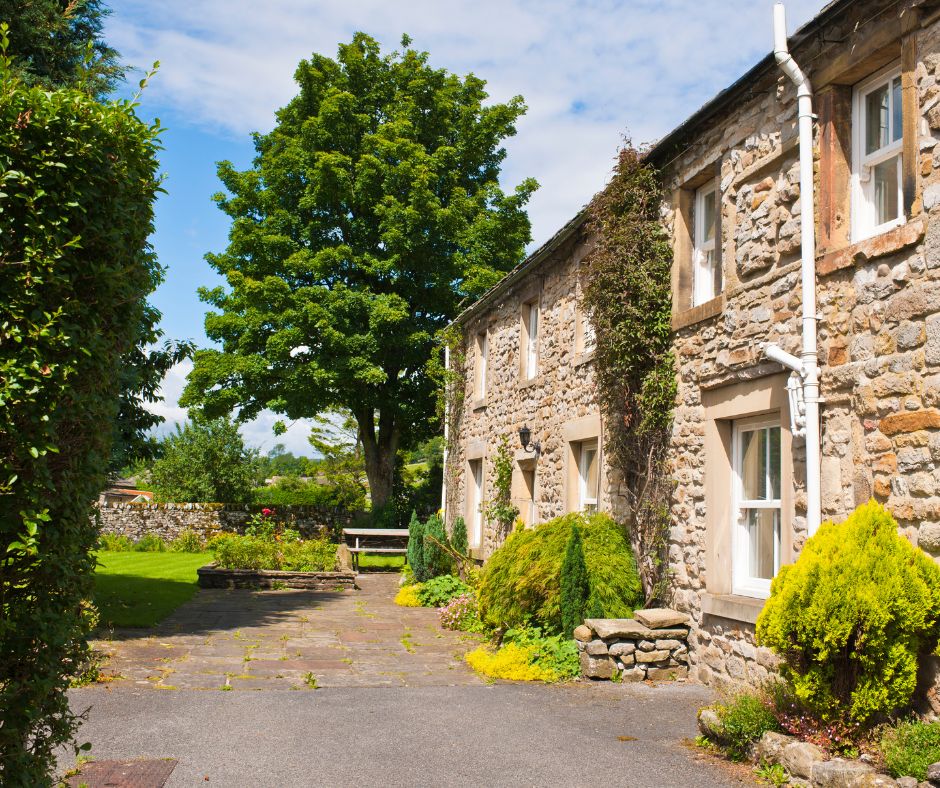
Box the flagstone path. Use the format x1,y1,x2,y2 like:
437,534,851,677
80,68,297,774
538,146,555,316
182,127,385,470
94,573,485,691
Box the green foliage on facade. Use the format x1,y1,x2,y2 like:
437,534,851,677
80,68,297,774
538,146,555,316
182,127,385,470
0,37,162,781
482,434,519,536
583,143,675,604
181,32,536,510
149,418,260,504
407,511,427,582
757,501,940,725
478,512,642,634
560,524,590,637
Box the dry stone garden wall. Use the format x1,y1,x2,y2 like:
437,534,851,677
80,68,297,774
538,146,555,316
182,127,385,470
576,609,690,682
96,502,358,542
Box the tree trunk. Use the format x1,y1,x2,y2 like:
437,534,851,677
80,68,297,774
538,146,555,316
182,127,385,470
358,407,400,512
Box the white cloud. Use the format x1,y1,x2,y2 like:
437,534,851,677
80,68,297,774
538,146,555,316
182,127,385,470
147,360,317,456
109,0,827,245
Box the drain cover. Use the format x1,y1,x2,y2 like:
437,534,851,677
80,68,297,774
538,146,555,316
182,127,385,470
67,759,177,787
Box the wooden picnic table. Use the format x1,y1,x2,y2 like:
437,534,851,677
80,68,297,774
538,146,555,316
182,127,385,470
341,528,409,572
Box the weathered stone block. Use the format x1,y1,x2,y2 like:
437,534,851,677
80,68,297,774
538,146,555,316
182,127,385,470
781,741,826,779
638,640,657,651
880,409,940,436
810,758,875,787
752,731,794,765
585,619,654,639
608,641,636,657
586,639,609,656
579,652,616,680
655,638,684,650
646,665,688,681
636,649,670,663
573,624,593,642
633,608,691,629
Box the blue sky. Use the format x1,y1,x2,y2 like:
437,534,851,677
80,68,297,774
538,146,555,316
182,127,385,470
105,0,826,455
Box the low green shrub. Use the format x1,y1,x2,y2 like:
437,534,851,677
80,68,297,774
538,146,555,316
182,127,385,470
417,574,470,608
450,516,468,557
170,529,205,553
465,625,579,682
503,625,580,680
756,501,940,726
407,511,427,582
99,533,134,552
423,513,453,579
133,534,167,552
211,524,337,572
709,692,780,761
213,535,280,570
478,512,642,633
880,720,940,780
439,593,484,632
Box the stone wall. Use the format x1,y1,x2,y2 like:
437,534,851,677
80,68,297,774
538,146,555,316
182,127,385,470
96,502,359,542
655,0,940,689
576,609,690,682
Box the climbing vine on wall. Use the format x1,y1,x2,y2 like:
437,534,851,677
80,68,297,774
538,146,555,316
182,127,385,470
583,142,677,605
483,435,519,537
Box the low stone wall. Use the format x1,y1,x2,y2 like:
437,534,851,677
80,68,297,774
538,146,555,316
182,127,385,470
96,502,361,542
576,608,691,682
197,565,358,591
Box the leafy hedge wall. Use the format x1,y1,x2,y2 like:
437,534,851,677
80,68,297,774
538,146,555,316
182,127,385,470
0,46,162,782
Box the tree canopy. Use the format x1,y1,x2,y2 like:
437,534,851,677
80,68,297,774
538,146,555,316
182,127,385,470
182,33,536,507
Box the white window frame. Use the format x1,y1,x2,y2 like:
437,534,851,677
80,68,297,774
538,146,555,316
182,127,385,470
692,183,720,307
852,63,904,242
475,331,488,398
731,418,782,598
578,439,599,512
524,300,539,379
468,459,484,548
580,307,596,354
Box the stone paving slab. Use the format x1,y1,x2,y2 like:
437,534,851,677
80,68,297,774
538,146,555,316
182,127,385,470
92,573,484,691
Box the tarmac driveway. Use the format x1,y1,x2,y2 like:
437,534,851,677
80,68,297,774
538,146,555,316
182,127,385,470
67,574,751,787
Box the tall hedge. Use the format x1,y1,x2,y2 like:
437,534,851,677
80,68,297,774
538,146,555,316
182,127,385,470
0,44,162,782
478,512,643,634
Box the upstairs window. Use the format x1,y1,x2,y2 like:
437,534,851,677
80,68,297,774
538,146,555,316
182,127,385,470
853,65,904,240
522,300,539,379
692,183,721,306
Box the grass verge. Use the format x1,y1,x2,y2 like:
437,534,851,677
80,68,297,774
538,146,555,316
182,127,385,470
93,551,212,628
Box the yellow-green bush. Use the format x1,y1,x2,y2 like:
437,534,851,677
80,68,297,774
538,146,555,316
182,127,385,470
394,584,422,607
478,512,642,633
756,501,940,725
465,643,559,682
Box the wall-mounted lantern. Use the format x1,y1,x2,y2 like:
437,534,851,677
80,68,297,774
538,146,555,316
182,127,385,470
518,425,541,455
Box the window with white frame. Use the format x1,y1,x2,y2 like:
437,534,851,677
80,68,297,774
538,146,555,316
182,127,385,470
468,459,483,548
474,331,488,399
579,306,596,354
578,440,599,512
692,183,721,306
523,300,539,379
732,419,782,598
853,64,904,241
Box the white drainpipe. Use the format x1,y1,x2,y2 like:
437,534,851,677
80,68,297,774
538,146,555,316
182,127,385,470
440,343,450,519
766,3,822,535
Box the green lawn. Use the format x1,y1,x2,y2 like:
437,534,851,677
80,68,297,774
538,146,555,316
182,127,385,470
357,553,406,571
93,551,212,628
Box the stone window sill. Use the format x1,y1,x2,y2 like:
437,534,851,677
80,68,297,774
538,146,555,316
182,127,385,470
470,397,487,412
672,295,724,331
817,217,926,277
468,547,486,562
701,592,765,625
518,374,543,390
573,350,595,367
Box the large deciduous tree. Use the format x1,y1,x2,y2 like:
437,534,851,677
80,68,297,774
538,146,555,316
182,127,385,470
182,33,536,508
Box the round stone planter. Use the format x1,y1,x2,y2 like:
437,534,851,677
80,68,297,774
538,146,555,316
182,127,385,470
197,564,358,591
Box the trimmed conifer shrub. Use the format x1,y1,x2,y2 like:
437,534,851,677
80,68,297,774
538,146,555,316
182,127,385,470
423,513,452,579
451,516,469,557
560,523,589,637
478,512,642,634
757,500,940,725
407,510,426,582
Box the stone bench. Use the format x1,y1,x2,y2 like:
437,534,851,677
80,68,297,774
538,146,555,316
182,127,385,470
576,608,690,682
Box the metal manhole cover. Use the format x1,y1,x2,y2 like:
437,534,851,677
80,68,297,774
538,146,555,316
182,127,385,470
66,759,177,787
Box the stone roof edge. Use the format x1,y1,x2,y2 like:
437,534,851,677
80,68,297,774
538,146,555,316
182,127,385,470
451,206,589,327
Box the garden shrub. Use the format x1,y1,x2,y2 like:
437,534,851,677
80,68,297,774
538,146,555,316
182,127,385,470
170,529,205,553
211,526,336,572
439,593,484,632
880,719,940,780
407,511,427,582
451,516,468,557
132,534,167,552
503,625,580,680
708,692,780,761
394,584,422,607
99,534,134,552
560,523,589,637
465,642,558,682
756,501,940,725
478,512,642,633
0,43,163,781
417,574,470,608
422,513,453,579
465,627,579,682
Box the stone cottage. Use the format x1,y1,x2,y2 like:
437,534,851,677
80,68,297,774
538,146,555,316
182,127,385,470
441,212,618,558
444,0,940,687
